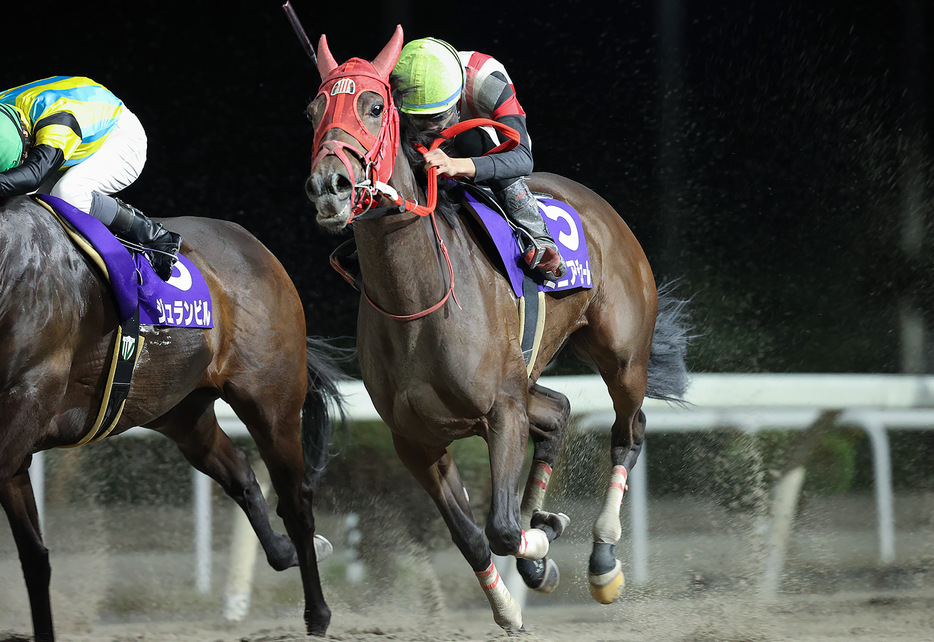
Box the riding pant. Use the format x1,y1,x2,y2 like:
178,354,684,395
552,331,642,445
44,108,147,213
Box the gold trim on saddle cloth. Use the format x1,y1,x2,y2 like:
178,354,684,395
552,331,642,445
33,198,144,448
34,198,112,282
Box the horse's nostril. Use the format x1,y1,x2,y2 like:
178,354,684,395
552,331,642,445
330,173,352,196
305,175,321,199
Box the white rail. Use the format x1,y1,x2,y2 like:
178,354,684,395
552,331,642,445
28,374,934,609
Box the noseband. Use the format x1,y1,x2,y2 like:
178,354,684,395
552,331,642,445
312,58,401,217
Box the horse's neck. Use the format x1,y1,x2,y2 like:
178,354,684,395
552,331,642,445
353,160,453,305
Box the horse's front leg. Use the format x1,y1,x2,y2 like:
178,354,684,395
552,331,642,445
486,396,562,564
390,431,524,632
515,383,572,593
0,467,55,642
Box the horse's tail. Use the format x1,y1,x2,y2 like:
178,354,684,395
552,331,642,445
302,336,353,489
645,280,692,404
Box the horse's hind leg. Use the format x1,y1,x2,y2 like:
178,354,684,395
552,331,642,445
390,431,524,632
516,383,571,593
0,467,54,642
224,382,332,637
589,363,648,605
572,311,652,604
158,396,298,571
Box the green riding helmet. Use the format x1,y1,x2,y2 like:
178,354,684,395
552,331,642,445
393,37,465,115
0,103,27,172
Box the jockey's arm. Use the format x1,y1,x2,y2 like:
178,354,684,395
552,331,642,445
422,148,476,179
470,111,533,182
467,73,533,182
0,110,77,196
0,144,64,196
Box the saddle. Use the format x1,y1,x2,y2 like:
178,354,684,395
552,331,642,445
33,194,214,447
329,182,593,374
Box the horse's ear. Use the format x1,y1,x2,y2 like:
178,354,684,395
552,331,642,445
317,34,339,78
372,24,405,78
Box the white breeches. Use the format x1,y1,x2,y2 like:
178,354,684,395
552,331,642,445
48,108,147,212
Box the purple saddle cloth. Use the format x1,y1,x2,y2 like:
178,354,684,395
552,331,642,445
36,194,213,328
462,190,593,297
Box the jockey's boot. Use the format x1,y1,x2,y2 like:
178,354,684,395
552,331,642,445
496,179,567,281
90,192,182,281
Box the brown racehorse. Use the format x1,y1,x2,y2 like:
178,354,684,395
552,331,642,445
0,195,344,640
304,26,688,633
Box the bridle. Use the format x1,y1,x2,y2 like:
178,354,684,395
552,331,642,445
311,58,401,218
310,27,520,321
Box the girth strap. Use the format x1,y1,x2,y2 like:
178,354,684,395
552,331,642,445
62,310,144,447
35,197,145,447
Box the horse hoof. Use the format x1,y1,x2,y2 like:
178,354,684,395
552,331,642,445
314,534,333,562
266,532,299,571
494,617,525,634
490,602,524,633
534,558,560,594
530,510,571,540
516,556,560,593
304,606,331,637
589,560,624,604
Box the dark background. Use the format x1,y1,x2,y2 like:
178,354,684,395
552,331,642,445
5,0,933,374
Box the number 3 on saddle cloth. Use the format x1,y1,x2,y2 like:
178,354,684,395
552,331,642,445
32,193,214,447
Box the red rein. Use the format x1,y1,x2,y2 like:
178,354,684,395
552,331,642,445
357,118,520,321
383,118,521,218
312,57,521,320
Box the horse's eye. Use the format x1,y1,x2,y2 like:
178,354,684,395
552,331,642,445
370,103,384,118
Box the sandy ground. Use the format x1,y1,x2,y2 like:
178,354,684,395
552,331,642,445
2,491,934,641
9,591,932,642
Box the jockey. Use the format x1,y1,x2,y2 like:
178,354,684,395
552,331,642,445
0,76,180,280
392,38,567,282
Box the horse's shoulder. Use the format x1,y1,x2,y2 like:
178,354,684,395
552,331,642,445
1,195,57,228
0,197,98,300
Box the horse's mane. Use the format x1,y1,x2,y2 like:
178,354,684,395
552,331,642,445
392,88,461,228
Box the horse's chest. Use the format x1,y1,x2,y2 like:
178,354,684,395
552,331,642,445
364,369,495,443
358,301,523,441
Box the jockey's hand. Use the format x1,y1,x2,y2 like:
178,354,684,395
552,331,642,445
422,148,476,179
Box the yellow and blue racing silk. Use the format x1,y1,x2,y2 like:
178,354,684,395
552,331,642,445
0,76,123,168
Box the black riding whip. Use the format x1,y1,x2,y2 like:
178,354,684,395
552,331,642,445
282,1,318,72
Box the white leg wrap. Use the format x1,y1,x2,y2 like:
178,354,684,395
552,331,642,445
515,527,550,560
593,465,628,544
520,461,552,527
476,561,523,631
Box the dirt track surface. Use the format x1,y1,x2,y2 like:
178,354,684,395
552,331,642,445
3,492,934,642
3,591,934,641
